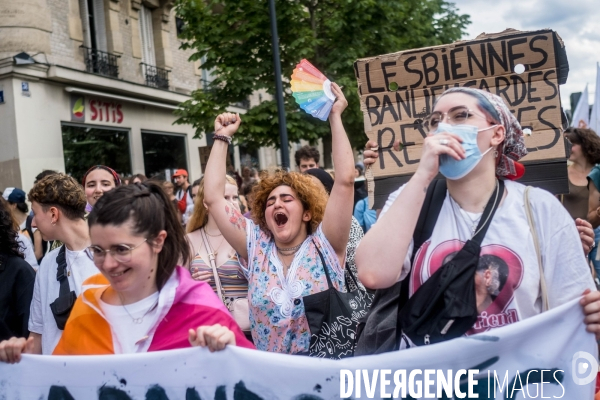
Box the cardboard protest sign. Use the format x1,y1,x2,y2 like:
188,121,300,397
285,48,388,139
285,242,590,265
355,29,569,208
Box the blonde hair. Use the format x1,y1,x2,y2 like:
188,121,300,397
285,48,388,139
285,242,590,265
187,175,238,233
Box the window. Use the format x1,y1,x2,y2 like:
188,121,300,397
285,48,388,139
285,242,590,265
141,131,188,179
79,0,119,78
139,5,156,66
139,6,169,89
200,55,215,90
61,124,132,180
79,0,107,51
175,17,185,37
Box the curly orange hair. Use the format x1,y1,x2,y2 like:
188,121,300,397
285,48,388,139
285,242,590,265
250,170,328,236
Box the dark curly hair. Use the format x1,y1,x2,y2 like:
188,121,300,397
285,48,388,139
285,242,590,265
565,128,600,165
28,173,86,220
251,170,328,236
0,197,24,258
294,145,320,167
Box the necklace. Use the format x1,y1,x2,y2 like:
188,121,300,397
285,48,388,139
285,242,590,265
66,247,87,277
204,228,223,237
203,227,226,256
276,243,302,256
118,292,159,324
450,198,482,236
277,253,293,274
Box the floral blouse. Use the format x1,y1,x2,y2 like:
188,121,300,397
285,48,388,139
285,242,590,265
240,220,344,354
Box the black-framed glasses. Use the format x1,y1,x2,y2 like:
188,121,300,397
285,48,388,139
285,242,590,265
87,239,148,266
423,106,489,132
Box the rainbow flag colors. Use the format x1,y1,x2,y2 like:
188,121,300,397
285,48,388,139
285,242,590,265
291,59,335,121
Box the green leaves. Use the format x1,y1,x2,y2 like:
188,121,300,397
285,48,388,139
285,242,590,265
174,0,470,151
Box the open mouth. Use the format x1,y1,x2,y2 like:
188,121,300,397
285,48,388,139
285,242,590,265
274,212,288,227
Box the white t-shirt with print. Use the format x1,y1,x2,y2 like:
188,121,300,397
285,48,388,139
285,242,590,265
381,179,595,335
28,247,99,354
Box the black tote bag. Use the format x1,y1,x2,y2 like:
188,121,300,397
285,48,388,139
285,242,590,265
302,241,371,359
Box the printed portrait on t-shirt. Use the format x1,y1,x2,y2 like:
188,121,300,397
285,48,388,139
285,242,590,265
411,240,524,335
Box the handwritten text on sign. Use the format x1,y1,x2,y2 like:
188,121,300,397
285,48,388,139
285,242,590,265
354,30,566,178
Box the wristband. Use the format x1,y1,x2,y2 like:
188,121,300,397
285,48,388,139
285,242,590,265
213,134,232,145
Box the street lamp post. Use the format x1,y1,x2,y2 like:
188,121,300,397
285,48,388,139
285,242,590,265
268,0,290,169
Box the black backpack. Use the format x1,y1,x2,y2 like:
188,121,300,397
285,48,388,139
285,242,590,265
355,179,503,354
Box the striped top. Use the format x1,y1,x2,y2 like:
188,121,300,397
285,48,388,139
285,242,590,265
190,253,248,299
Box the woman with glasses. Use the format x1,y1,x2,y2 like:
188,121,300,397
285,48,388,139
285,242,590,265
52,182,253,355
356,87,600,345
0,182,253,362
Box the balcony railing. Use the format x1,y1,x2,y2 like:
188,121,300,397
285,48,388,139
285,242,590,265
141,63,170,90
80,46,120,78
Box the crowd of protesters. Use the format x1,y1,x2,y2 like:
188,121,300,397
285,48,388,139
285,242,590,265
2,85,600,382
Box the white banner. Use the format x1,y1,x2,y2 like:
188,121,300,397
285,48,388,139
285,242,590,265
0,299,596,399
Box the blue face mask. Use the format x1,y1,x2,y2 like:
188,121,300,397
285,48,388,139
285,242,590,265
435,122,496,180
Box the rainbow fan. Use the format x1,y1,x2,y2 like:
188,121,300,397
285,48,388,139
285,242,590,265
291,59,335,121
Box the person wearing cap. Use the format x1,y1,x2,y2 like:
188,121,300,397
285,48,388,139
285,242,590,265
5,188,39,270
356,87,600,342
173,169,194,226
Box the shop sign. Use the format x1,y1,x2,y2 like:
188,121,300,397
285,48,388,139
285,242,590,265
90,99,124,124
70,94,85,122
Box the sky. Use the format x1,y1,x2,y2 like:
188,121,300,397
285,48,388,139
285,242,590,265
452,0,599,111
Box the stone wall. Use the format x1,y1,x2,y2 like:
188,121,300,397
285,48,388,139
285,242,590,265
5,0,200,93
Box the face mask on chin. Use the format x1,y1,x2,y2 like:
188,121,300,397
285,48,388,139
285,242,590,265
435,122,497,180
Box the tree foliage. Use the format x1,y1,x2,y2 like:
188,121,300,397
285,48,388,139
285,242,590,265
174,0,470,152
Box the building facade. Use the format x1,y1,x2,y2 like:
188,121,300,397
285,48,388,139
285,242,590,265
0,0,312,194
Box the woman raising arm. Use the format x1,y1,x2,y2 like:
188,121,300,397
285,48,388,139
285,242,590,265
203,83,356,354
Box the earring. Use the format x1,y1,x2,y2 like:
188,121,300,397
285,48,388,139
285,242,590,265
494,150,499,158
51,221,56,226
